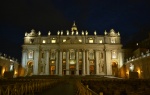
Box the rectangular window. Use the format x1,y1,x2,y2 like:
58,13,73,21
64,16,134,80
51,61,55,64
51,40,56,43
99,40,103,43
70,52,75,59
79,39,82,42
63,39,66,42
79,52,82,59
42,40,46,43
89,40,93,43
63,52,66,59
70,60,75,64
112,51,117,59
28,51,33,59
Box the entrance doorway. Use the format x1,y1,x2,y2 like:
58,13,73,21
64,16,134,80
71,70,75,75
63,70,66,75
112,62,118,76
90,65,95,75
50,66,55,75
69,65,75,75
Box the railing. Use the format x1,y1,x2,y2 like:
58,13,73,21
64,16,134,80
76,81,99,95
0,79,59,95
126,52,150,63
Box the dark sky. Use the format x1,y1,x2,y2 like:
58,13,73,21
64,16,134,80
1,0,150,62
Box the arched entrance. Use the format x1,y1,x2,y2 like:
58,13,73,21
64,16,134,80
112,61,118,77
27,61,33,76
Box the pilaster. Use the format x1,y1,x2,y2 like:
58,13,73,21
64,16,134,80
105,49,112,75
33,49,39,75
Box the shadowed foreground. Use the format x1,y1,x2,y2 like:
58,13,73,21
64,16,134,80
36,80,76,95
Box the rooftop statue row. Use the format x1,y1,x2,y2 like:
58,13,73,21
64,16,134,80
25,22,120,37
0,52,18,62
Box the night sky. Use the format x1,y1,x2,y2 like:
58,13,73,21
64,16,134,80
1,0,150,62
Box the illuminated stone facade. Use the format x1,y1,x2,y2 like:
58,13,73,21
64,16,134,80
0,53,19,77
124,49,150,79
21,22,123,76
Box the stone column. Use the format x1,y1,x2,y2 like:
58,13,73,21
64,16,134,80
55,50,58,75
82,50,85,75
21,50,27,76
86,50,90,75
76,50,79,75
118,50,123,68
59,50,62,75
21,50,27,68
66,50,69,75
95,50,99,75
105,50,112,75
45,50,49,75
33,50,39,75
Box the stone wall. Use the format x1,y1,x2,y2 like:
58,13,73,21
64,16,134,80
124,56,150,79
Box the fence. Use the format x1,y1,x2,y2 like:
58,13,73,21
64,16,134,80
0,78,60,95
76,80,100,95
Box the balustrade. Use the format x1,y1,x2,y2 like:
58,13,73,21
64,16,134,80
0,78,61,95
76,81,99,95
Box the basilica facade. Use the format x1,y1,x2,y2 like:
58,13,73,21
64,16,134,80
21,22,123,76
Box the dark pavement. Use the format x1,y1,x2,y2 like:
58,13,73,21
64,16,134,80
36,80,76,95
